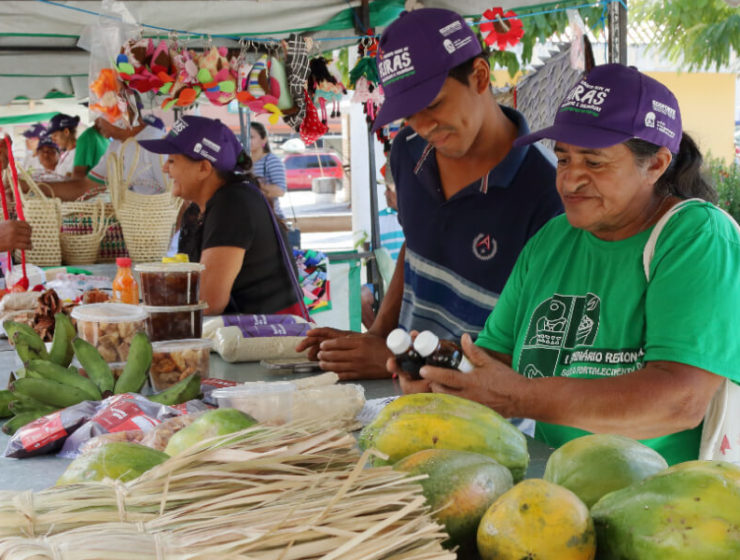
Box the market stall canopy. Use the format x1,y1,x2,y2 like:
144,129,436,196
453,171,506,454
1,0,581,103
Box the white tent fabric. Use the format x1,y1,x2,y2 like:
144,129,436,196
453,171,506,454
1,0,561,103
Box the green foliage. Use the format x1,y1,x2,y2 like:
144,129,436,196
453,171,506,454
476,2,605,77
706,157,740,223
631,0,740,71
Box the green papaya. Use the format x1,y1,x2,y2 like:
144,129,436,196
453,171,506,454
164,408,258,456
591,460,740,559
56,442,169,485
358,393,529,481
544,433,668,507
394,449,513,550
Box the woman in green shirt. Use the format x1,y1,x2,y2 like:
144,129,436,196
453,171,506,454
395,64,740,465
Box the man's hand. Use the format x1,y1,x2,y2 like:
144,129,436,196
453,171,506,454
0,220,32,251
405,334,526,417
295,327,392,379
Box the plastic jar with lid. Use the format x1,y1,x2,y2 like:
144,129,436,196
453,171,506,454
70,303,149,362
135,262,205,306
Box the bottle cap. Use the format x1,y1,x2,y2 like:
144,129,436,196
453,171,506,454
116,257,132,267
413,330,439,357
386,328,412,355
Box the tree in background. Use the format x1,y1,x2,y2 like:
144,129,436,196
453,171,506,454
631,0,740,71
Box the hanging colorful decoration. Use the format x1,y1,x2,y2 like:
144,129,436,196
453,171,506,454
480,7,524,50
349,37,384,128
307,56,346,125
89,68,125,122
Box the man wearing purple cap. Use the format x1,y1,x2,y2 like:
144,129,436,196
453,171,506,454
298,8,562,380
396,63,740,465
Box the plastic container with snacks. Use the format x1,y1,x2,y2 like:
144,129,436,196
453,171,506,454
150,338,213,391
143,302,208,342
211,382,296,424
70,303,149,362
135,262,205,306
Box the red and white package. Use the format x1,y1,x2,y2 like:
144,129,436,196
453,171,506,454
4,401,99,458
57,393,182,459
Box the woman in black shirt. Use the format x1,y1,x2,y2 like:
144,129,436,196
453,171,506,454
140,116,303,316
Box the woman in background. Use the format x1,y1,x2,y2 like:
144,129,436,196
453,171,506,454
249,122,287,219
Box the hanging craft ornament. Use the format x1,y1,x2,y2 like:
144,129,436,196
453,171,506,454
299,88,328,145
307,56,346,125
480,7,524,50
90,68,125,122
349,37,383,127
237,53,283,124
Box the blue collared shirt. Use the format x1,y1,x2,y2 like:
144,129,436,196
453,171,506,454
389,106,563,339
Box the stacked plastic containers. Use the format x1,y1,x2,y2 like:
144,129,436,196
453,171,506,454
135,262,207,342
135,262,212,391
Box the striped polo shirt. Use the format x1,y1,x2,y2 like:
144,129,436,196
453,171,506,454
389,106,563,339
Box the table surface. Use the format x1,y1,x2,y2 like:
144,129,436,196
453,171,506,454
0,262,553,491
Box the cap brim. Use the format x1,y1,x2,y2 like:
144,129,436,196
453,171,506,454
137,137,182,155
371,72,447,133
514,123,632,149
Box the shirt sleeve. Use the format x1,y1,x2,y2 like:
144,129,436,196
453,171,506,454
88,146,110,184
645,204,740,383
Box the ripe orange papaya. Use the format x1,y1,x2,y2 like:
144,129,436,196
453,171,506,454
394,449,513,549
358,393,529,481
477,478,596,560
543,433,668,507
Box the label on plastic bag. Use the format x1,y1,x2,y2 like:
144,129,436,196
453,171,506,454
223,314,305,330
235,323,312,338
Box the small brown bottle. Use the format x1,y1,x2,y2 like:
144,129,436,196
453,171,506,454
413,330,473,373
386,328,426,379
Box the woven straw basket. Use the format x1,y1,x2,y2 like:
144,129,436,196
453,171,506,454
15,169,62,266
108,139,183,263
59,198,107,265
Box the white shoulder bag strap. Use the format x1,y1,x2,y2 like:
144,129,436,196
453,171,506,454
642,197,740,463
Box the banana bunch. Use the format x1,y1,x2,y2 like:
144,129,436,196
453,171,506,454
2,317,201,436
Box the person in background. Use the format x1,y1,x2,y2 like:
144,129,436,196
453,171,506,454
139,115,302,316
30,136,65,184
43,112,168,201
396,64,740,465
45,113,81,178
249,122,287,219
20,123,46,172
297,8,563,379
0,138,33,252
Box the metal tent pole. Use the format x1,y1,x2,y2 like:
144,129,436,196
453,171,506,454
238,104,250,151
607,0,628,64
367,127,384,306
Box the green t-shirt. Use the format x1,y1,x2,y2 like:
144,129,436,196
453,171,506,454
476,202,740,465
73,126,109,172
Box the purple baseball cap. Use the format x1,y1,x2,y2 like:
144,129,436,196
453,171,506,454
371,8,483,132
36,136,59,152
515,64,682,153
46,113,80,134
138,115,243,172
22,123,47,139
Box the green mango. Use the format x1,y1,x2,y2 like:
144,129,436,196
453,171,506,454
57,442,169,485
544,433,668,507
591,460,740,559
164,408,257,456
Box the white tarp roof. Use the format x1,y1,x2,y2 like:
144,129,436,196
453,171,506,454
1,0,564,103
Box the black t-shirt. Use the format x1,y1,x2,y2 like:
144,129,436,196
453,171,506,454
178,181,298,314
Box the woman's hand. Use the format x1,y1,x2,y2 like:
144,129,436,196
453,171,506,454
411,334,527,417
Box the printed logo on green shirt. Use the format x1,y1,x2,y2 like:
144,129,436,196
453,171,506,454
519,293,644,379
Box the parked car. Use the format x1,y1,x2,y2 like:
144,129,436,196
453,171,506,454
283,152,344,191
